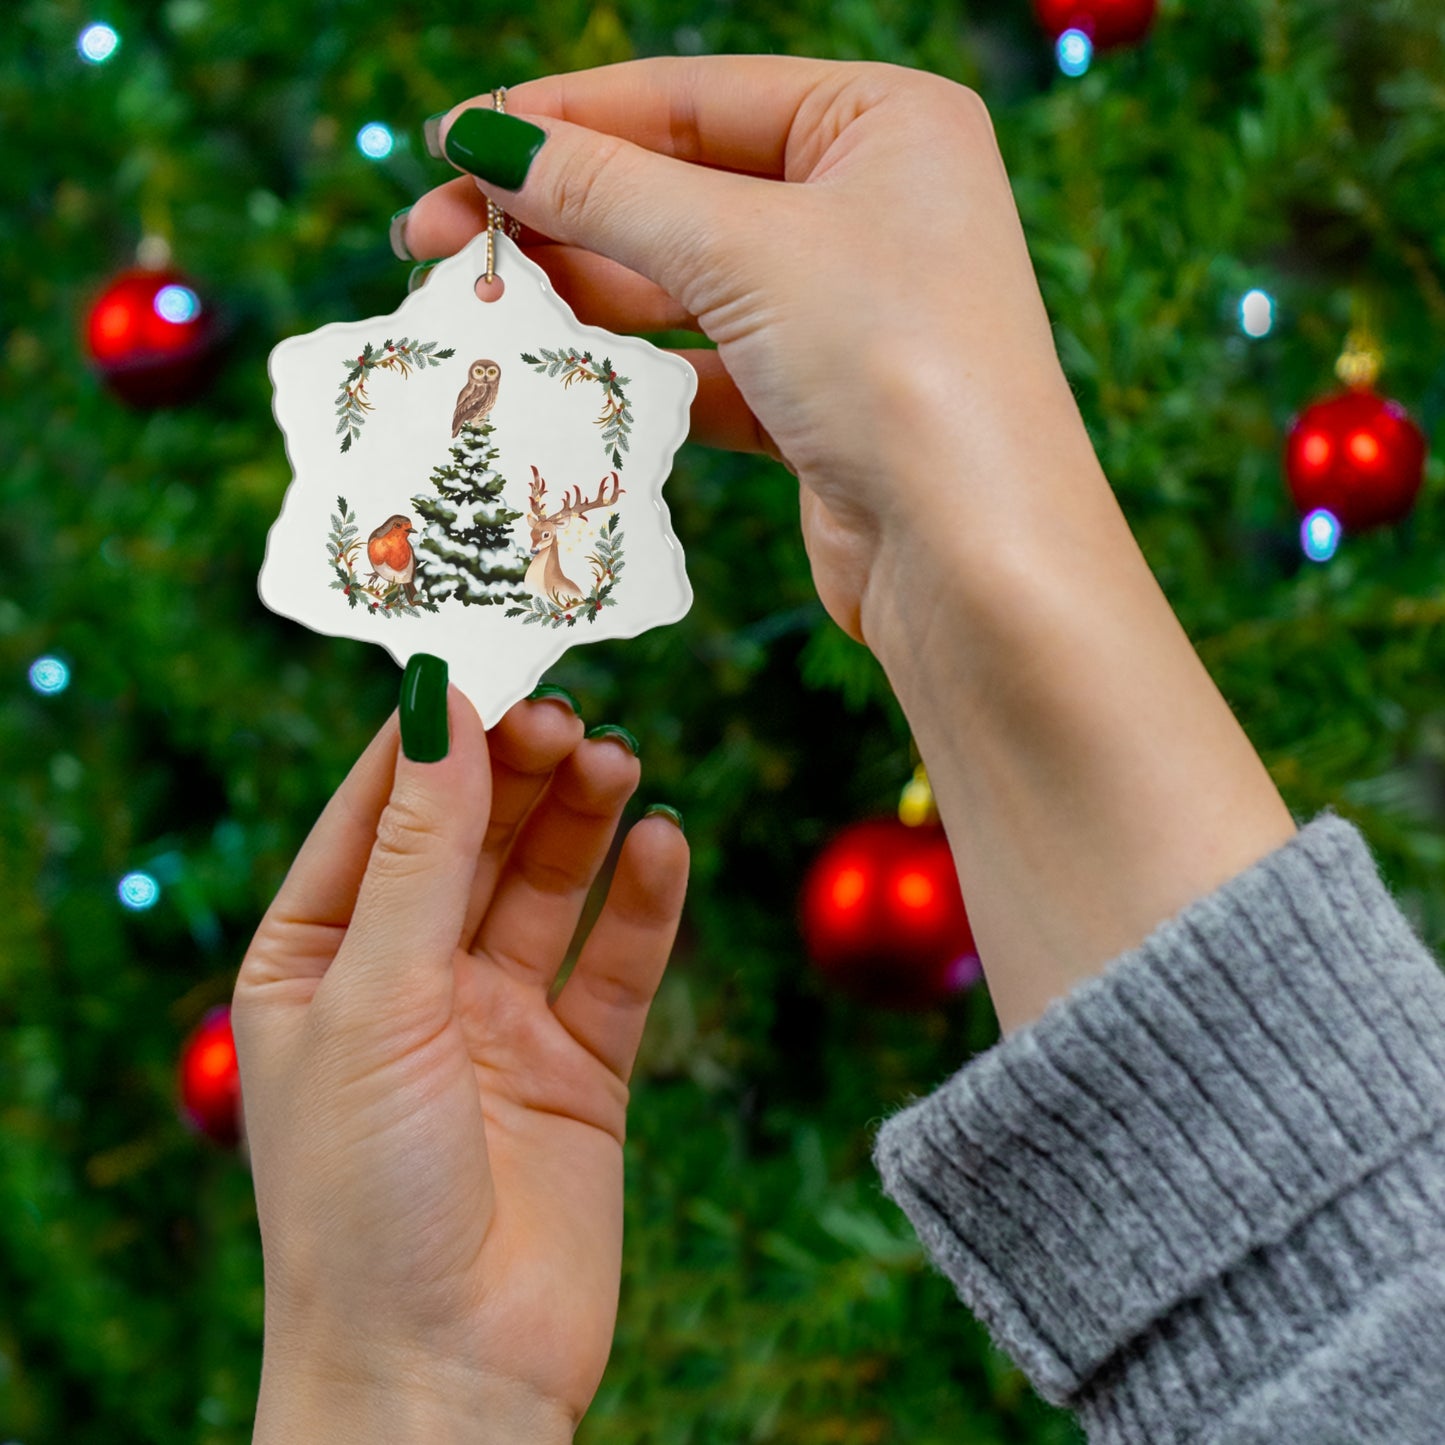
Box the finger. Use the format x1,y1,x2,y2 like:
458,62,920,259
671,348,787,462
504,55,853,177
236,711,403,993
435,100,763,310
460,693,587,949
524,245,700,333
470,734,641,991
405,230,701,333
325,682,492,1026
550,813,689,1084
398,173,553,258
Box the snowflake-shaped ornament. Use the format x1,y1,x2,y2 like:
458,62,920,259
261,230,696,725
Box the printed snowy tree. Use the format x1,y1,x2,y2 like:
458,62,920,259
411,422,529,606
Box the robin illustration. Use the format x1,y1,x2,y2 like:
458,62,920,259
366,514,417,603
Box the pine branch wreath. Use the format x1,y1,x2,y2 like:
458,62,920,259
504,513,624,628
326,495,439,617
336,338,455,453
519,346,633,469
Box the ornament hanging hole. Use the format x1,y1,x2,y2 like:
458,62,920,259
475,275,505,304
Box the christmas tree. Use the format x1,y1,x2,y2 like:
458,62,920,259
411,421,529,607
3,2,1444,1443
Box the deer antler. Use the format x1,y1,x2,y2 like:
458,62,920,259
527,468,624,542
558,472,624,524
527,466,550,527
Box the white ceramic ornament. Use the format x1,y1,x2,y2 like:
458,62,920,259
261,230,696,725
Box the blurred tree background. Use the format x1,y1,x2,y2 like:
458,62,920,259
4,0,1445,1440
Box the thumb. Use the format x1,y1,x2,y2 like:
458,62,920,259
326,655,490,1025
438,104,756,315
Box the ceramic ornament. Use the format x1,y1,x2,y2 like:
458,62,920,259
261,229,696,725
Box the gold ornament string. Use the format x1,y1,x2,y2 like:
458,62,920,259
484,87,523,284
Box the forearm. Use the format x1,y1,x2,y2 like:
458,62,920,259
860,392,1297,1035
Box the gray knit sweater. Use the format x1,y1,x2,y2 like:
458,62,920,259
870,810,1445,1442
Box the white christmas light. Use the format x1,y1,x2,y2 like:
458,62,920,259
1240,288,1275,338
1301,508,1341,563
118,871,161,910
1057,29,1093,77
357,122,395,160
78,22,120,64
28,657,70,694
154,284,201,324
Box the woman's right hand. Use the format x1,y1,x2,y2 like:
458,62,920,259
401,57,1101,645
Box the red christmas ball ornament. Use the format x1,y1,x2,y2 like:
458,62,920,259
178,1005,242,1148
85,266,223,407
1284,388,1427,533
800,817,981,1011
1033,0,1157,49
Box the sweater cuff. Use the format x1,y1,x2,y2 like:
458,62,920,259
870,810,1445,1406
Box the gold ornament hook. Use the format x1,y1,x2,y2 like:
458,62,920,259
898,763,938,827
1335,295,1383,390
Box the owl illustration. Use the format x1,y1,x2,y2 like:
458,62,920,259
451,359,501,436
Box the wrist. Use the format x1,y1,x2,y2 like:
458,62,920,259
253,1347,575,1445
856,425,1295,1035
858,395,1118,679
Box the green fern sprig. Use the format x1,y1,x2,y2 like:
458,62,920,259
326,494,439,615
519,346,633,469
503,514,624,627
336,338,456,453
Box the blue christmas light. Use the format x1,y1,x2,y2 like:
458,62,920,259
1301,508,1341,563
78,22,120,64
1057,29,1093,77
154,284,201,324
357,122,395,160
28,657,70,695
1240,288,1275,338
118,871,161,910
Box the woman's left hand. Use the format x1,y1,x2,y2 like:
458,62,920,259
232,682,688,1442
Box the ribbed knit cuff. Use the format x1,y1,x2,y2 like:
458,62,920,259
870,811,1445,1421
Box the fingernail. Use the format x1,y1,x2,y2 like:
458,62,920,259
527,684,582,716
400,654,449,762
423,111,447,160
644,803,684,834
407,260,441,294
585,723,639,756
443,107,546,191
388,206,413,261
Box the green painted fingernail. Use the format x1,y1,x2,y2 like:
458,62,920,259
388,206,413,261
407,260,441,293
527,684,582,715
443,107,546,191
585,723,639,756
423,112,447,159
400,653,449,762
644,803,684,834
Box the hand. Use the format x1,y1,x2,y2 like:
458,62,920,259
232,687,688,1440
402,57,1096,644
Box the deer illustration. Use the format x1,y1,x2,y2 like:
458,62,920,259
524,466,624,604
